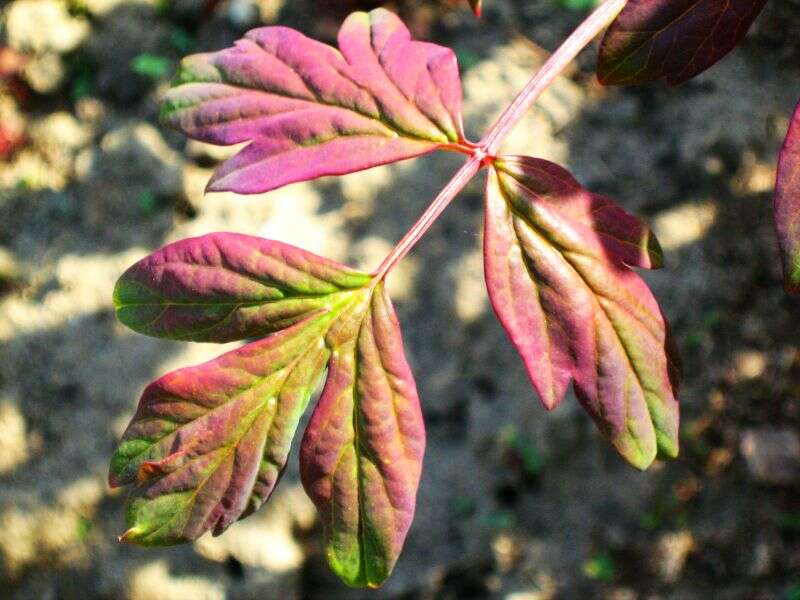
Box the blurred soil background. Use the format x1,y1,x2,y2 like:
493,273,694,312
1,0,800,598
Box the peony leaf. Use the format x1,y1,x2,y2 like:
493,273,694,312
598,0,767,86
484,157,679,469
114,233,371,342
775,101,800,294
161,8,467,194
110,240,423,586
300,283,425,588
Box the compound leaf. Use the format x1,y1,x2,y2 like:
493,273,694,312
484,156,679,469
114,233,371,342
300,283,425,588
598,0,767,86
775,101,800,294
162,8,467,194
110,240,422,587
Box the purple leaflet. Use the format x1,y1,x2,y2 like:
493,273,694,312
598,0,768,86
161,8,467,194
495,157,664,271
114,233,371,342
484,156,679,469
300,283,425,588
775,101,800,294
110,311,338,545
110,239,423,586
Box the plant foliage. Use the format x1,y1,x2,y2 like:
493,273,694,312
108,0,798,588
597,0,768,85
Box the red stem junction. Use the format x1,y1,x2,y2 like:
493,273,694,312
373,0,627,280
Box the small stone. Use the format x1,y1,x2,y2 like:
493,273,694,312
29,112,89,153
128,561,225,600
0,93,26,144
491,533,522,573
740,427,800,485
0,508,37,577
82,0,152,17
505,574,557,600
653,201,717,251
28,112,91,176
734,350,767,380
0,148,63,190
5,0,90,54
605,589,637,600
227,0,260,26
257,0,285,22
74,97,107,128
21,52,65,94
749,538,773,577
0,247,21,286
654,530,694,582
0,400,28,474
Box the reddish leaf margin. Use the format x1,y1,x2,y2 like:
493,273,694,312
775,101,800,293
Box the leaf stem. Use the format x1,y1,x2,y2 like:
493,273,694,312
374,0,626,279
373,154,484,281
479,0,627,156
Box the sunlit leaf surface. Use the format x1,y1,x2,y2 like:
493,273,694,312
110,312,336,544
161,8,467,194
300,284,425,588
484,156,679,469
114,233,370,342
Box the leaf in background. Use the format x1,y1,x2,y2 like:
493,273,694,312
775,101,800,294
114,233,371,342
300,283,425,588
598,0,768,86
162,8,467,194
484,156,679,469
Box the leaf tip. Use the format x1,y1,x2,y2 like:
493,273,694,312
625,448,656,472
657,434,680,462
646,230,665,269
108,472,122,489
539,391,560,412
204,172,224,194
118,527,141,544
596,70,616,87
